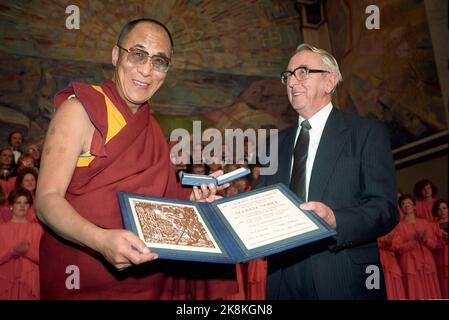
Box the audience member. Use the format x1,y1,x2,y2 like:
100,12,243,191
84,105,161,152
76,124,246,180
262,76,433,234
0,188,43,299
7,131,24,165
248,162,261,190
0,148,17,195
377,230,406,299
15,167,39,223
413,179,438,222
395,195,441,299
26,143,41,169
204,150,222,174
186,161,209,176
16,153,37,172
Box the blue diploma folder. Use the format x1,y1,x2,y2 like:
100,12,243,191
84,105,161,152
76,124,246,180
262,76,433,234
180,167,251,186
118,183,336,264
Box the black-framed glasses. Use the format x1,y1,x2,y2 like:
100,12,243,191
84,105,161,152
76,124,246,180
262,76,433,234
281,66,329,85
116,44,171,72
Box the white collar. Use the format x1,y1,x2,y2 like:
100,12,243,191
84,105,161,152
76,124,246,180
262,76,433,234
298,101,333,131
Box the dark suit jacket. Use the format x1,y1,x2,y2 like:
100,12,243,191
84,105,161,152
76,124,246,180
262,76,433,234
258,107,399,299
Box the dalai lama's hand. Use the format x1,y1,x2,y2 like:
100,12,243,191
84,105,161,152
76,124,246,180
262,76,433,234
189,170,230,203
94,229,158,271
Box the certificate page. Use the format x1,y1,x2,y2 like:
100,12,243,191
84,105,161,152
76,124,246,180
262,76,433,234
216,188,318,250
128,198,222,254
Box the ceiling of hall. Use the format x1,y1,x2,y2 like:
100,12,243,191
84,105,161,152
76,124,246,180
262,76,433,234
0,0,301,117
1,0,301,76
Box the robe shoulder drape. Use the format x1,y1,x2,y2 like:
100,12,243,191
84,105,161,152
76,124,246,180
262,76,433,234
40,80,237,299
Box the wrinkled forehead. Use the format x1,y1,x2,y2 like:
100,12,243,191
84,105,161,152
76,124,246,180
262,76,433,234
122,22,171,53
288,50,323,69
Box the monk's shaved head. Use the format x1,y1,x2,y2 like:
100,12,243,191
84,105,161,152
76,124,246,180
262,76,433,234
117,18,174,53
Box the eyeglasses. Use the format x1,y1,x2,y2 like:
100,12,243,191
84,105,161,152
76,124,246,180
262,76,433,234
281,66,329,85
116,44,171,72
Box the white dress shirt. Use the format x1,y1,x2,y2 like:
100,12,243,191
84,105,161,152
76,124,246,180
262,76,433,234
291,102,333,201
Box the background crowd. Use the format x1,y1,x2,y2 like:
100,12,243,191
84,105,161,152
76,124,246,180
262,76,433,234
1,131,42,299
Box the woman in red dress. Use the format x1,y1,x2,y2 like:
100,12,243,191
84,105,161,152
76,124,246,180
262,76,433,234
395,195,441,299
0,188,43,299
378,228,406,300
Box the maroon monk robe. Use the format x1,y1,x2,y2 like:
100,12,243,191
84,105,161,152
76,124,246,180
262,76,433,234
40,80,237,299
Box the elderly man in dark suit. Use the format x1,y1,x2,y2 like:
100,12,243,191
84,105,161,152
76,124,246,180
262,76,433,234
258,43,399,299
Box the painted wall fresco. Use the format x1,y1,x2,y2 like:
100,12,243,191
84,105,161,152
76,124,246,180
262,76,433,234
326,0,447,149
1,0,446,150
0,0,301,144
0,50,113,144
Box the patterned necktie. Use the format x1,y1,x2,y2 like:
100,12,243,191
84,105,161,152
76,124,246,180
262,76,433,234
290,119,311,201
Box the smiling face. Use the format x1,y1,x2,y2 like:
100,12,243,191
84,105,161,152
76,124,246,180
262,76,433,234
286,50,337,119
112,22,171,113
400,198,416,215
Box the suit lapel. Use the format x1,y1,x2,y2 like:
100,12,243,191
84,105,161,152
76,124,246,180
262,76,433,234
308,108,349,201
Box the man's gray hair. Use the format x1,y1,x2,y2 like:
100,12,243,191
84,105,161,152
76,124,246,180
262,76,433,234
295,43,343,84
